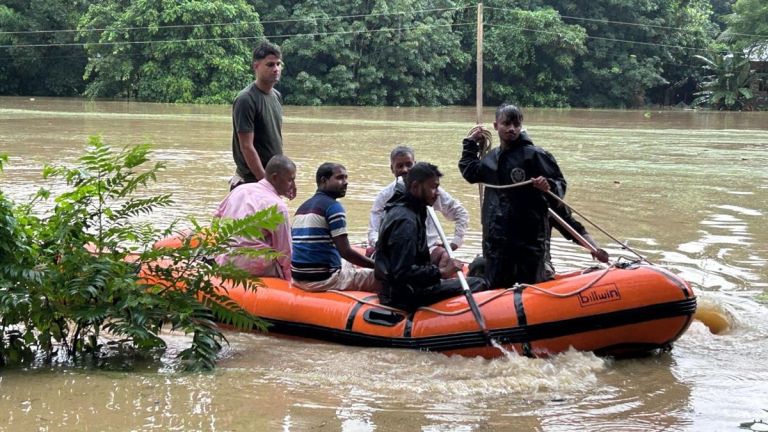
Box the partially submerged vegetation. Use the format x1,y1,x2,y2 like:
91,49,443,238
0,137,283,371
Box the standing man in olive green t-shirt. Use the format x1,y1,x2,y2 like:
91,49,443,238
230,40,294,198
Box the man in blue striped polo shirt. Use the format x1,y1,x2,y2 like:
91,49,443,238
291,163,382,293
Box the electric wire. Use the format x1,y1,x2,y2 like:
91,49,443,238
0,6,473,36
0,7,745,68
485,23,716,53
0,5,754,52
485,5,768,39
0,22,475,49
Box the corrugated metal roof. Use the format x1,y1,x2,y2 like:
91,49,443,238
746,43,768,62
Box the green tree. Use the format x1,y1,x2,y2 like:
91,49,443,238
253,0,472,106
721,0,768,54
708,0,734,30
481,4,587,107
537,0,718,107
0,138,279,371
0,0,88,96
692,51,760,110
77,0,262,103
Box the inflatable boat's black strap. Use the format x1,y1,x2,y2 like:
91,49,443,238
404,313,414,338
514,286,534,357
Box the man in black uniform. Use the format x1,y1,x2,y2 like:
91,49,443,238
460,104,566,287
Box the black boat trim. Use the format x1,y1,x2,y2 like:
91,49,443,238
261,297,697,353
345,295,377,331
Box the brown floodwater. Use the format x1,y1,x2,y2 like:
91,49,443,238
1,96,767,431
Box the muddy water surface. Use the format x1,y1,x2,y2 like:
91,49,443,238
1,97,767,431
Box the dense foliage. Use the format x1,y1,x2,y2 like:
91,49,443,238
77,0,262,103
722,0,768,53
0,0,88,96
0,137,281,371
1,0,766,108
481,5,586,107
540,0,719,107
261,0,473,106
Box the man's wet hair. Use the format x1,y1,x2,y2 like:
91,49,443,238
405,162,442,188
389,145,415,163
315,162,344,186
253,40,282,62
265,155,295,176
495,103,524,124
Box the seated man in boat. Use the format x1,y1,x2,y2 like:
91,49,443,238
375,162,489,311
214,155,296,280
291,163,381,292
367,145,469,269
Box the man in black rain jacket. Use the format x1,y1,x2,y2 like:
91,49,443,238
459,104,566,288
374,162,489,312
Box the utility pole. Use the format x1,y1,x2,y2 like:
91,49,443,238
476,3,486,207
476,2,484,125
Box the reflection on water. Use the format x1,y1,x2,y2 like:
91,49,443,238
1,97,767,430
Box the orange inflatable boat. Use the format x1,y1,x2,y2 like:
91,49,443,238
144,237,696,359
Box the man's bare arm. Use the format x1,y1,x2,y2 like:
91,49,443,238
237,131,265,180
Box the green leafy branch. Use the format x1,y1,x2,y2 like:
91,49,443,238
0,137,277,371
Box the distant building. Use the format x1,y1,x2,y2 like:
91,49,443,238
746,44,768,107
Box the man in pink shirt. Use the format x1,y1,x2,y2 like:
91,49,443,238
214,155,296,280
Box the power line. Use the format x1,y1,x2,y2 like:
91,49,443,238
484,5,768,39
0,7,731,56
2,20,715,52
0,6,472,36
485,23,717,53
0,22,475,50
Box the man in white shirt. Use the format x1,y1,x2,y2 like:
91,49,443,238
367,145,469,267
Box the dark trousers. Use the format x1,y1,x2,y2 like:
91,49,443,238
385,276,490,312
484,252,545,288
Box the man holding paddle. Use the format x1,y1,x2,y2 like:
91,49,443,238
374,162,489,312
546,205,610,278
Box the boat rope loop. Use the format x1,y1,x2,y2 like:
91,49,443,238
475,177,651,264
328,264,616,318
418,264,616,316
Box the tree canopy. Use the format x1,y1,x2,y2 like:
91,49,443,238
254,0,472,106
1,0,765,108
77,0,262,103
0,0,88,96
722,0,768,55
